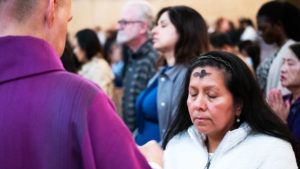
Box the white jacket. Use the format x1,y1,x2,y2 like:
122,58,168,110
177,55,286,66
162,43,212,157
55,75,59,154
164,123,297,169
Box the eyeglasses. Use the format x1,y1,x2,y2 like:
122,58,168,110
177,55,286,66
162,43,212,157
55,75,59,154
118,20,143,27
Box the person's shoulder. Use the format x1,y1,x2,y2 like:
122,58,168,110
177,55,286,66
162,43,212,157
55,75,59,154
142,41,159,58
96,58,113,70
49,71,101,96
166,130,191,149
170,64,187,81
173,64,187,70
244,133,297,168
140,51,158,62
147,48,158,60
176,64,188,74
247,133,293,151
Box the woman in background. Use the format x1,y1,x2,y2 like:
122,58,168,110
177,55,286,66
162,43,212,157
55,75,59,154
74,29,114,98
140,51,299,169
135,6,209,145
268,43,300,142
255,1,300,97
61,37,79,73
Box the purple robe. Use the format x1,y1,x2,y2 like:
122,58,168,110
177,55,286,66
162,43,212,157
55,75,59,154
0,36,151,169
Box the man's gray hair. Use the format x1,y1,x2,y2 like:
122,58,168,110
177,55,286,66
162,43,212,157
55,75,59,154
124,0,155,37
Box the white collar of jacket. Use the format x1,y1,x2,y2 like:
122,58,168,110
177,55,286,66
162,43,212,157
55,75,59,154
187,123,252,156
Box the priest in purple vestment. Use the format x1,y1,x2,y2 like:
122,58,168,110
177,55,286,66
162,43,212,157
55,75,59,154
0,0,157,168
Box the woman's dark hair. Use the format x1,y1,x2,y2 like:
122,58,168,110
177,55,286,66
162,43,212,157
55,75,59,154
162,51,299,166
60,38,79,73
209,32,233,49
257,1,300,41
290,43,300,61
75,29,103,61
155,6,209,67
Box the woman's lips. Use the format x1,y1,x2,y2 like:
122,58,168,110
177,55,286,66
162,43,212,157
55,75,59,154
194,117,209,123
280,75,286,82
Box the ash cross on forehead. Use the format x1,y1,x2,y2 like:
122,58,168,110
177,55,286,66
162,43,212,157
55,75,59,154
193,69,211,78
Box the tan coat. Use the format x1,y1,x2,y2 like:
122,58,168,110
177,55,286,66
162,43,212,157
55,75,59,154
78,56,115,98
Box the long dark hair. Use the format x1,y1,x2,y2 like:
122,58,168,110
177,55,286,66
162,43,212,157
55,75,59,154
60,38,79,73
162,51,299,166
75,29,103,61
257,1,300,41
155,6,209,67
290,43,300,60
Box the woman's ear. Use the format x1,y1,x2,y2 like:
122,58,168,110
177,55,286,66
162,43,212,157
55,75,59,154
45,0,57,28
235,101,243,117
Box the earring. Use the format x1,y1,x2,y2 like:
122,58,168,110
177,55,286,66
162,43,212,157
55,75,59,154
236,117,240,123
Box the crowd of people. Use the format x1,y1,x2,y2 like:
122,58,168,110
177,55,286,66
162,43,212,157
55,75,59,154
0,0,299,168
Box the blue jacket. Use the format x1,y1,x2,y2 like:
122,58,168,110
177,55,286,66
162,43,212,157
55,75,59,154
284,94,300,142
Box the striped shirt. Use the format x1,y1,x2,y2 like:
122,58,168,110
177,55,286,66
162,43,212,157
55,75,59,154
122,40,158,131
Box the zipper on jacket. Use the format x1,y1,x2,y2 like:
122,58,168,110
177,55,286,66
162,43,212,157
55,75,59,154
204,153,213,169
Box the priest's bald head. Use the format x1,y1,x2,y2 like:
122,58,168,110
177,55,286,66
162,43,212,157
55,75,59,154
0,0,72,55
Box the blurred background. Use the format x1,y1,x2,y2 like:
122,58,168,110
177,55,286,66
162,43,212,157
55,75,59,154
68,0,300,41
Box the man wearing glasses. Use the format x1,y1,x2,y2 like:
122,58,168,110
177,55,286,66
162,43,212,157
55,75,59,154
117,0,158,132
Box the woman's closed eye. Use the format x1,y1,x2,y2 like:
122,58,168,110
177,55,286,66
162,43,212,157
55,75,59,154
206,92,217,99
188,88,198,97
158,20,168,28
189,92,197,97
287,61,295,66
159,23,167,28
207,94,217,99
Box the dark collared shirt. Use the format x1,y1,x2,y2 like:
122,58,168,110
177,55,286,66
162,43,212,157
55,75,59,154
122,40,158,131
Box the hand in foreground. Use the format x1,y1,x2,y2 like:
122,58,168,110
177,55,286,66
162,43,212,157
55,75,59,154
267,88,290,123
138,140,164,168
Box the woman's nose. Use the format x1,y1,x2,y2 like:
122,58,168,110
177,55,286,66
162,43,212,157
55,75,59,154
151,26,157,35
280,63,287,74
193,95,207,111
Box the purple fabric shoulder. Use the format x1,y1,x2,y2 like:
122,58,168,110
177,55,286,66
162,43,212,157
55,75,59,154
0,36,151,169
81,91,152,169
